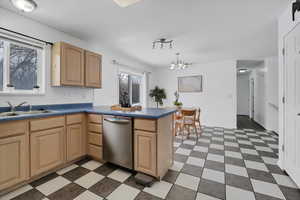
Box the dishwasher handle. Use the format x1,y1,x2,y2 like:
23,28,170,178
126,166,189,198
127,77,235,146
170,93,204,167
104,117,131,124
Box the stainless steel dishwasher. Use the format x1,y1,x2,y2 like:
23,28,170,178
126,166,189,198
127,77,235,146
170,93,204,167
103,115,133,169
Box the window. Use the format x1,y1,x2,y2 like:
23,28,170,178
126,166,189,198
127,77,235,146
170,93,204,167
119,72,142,106
0,36,44,94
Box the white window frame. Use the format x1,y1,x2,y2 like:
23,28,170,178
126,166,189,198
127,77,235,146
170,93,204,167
0,32,46,95
118,70,143,106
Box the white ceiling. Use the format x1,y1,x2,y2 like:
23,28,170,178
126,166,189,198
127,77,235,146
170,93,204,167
0,0,289,68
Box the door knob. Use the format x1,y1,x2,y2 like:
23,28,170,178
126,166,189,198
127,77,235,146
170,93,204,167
298,113,300,116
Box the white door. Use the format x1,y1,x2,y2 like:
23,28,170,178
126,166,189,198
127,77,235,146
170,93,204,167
284,24,300,187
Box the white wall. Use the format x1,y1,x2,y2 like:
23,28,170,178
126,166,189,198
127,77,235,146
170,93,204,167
153,60,237,129
0,8,94,106
0,8,155,108
87,43,155,107
278,0,299,169
237,74,250,116
265,57,279,133
249,65,266,128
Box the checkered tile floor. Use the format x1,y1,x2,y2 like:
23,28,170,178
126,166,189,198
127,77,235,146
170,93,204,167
1,127,300,200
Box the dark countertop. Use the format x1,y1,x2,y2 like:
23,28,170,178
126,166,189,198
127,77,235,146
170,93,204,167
0,104,177,122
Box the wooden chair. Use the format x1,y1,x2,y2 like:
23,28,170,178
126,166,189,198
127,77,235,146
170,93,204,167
180,109,200,141
195,108,202,135
174,111,183,136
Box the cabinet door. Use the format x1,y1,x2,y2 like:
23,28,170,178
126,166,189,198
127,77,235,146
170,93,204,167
61,43,84,86
134,131,157,176
0,135,28,190
85,51,102,88
67,124,84,161
31,127,65,177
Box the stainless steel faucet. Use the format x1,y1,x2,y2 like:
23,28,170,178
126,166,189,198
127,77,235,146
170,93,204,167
6,101,28,112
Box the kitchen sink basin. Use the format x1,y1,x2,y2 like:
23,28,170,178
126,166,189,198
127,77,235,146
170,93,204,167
0,112,20,117
0,110,52,117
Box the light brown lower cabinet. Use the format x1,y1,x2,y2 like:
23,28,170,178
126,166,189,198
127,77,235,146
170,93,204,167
0,135,28,191
134,130,157,177
30,127,65,177
66,124,84,161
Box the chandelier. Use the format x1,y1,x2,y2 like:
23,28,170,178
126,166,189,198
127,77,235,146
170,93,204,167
170,53,192,70
152,38,173,49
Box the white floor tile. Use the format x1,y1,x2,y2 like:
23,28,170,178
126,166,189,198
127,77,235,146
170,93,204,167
225,151,243,159
207,154,224,163
107,184,139,200
249,138,264,143
74,190,103,200
210,144,224,150
224,142,239,147
0,185,33,200
240,148,259,156
198,138,210,143
143,181,172,199
193,146,209,152
196,193,221,200
183,140,196,145
173,142,181,147
107,169,132,182
175,173,200,191
255,146,273,153
268,144,278,149
36,176,71,196
81,160,103,170
170,161,184,171
56,164,78,175
212,137,224,142
224,135,236,140
238,140,252,145
226,185,256,200
261,157,278,165
272,174,299,188
186,157,205,167
202,168,225,184
261,137,276,141
244,160,268,172
251,179,286,199
175,148,191,156
74,172,104,189
225,164,248,177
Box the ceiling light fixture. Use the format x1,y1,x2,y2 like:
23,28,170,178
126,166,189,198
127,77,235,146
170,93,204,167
113,0,141,7
238,69,249,73
10,0,37,12
153,38,173,49
170,53,192,70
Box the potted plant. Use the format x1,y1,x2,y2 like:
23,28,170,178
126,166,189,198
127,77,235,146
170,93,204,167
173,91,183,108
149,86,167,108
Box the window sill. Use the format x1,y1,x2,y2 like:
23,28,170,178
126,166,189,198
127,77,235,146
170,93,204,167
0,91,45,96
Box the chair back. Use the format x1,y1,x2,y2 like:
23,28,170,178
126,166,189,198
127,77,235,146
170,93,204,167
181,109,196,117
196,108,201,122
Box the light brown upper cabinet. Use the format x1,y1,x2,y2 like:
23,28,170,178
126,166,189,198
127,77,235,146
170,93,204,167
85,51,102,88
52,42,102,88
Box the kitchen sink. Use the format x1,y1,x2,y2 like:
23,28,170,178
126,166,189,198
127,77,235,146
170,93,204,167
0,110,52,117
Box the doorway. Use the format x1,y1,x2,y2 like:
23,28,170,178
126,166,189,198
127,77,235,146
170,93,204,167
283,23,300,186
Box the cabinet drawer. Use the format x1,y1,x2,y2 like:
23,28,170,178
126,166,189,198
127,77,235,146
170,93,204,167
30,116,65,132
88,132,102,146
0,120,28,138
88,114,102,124
88,124,102,133
88,144,102,160
134,119,157,132
66,114,83,125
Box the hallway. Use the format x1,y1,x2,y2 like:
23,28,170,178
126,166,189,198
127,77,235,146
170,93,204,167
237,115,265,131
